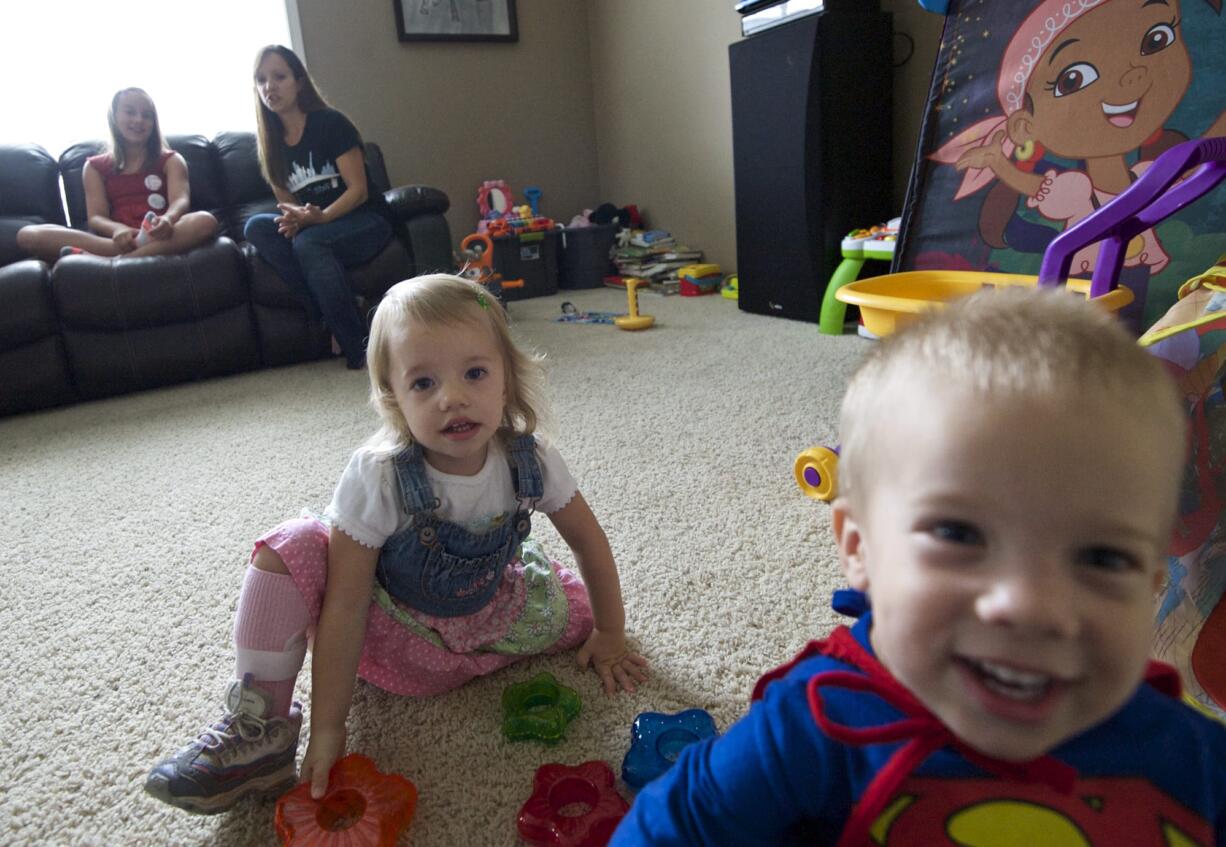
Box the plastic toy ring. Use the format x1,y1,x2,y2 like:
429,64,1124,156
794,445,840,502
517,761,629,847
275,754,418,847
502,672,582,744
621,709,719,790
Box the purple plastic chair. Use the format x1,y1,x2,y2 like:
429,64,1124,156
1038,138,1226,299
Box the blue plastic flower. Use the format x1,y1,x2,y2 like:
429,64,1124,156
621,709,718,789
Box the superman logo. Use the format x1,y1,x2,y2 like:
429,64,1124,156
865,777,1210,845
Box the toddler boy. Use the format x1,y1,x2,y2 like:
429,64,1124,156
613,288,1226,845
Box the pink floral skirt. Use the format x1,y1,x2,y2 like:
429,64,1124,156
255,517,594,696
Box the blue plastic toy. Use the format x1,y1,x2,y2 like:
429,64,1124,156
523,186,543,217
621,709,719,789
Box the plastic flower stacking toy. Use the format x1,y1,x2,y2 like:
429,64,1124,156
517,760,629,847
502,671,582,744
621,709,719,790
275,754,417,847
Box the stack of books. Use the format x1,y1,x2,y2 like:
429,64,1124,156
607,230,703,295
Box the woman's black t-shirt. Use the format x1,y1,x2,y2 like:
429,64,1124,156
284,108,386,215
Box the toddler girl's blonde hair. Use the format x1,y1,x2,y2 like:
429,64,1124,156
837,287,1186,508
365,274,549,453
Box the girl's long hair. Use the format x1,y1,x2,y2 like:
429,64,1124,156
107,88,166,172
253,44,330,191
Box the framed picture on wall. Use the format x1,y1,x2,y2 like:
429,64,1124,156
394,0,518,42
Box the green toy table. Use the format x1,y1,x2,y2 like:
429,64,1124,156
819,232,897,335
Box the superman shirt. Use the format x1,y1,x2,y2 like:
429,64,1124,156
611,608,1226,845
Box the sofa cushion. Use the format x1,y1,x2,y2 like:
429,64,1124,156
0,260,76,414
243,244,330,366
0,144,66,265
0,144,65,223
167,134,227,230
0,259,58,346
213,132,278,242
385,185,450,219
51,238,260,398
348,238,414,297
58,140,108,229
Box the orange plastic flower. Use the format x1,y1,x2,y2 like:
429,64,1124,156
275,754,417,847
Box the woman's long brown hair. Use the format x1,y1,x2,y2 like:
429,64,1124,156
253,45,329,191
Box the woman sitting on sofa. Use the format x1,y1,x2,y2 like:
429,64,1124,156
245,44,393,370
17,88,218,262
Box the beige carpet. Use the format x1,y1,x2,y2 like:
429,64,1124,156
1,287,869,846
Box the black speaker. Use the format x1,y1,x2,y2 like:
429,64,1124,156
729,5,892,322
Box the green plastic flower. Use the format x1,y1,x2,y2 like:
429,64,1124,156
502,672,582,745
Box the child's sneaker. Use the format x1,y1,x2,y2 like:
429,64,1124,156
144,675,302,814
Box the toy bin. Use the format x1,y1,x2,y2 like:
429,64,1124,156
492,230,561,300
559,224,617,290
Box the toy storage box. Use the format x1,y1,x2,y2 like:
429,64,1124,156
559,224,616,290
492,230,560,300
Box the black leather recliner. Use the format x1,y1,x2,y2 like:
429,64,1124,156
0,133,452,416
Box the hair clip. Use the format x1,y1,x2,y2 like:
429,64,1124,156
477,291,490,310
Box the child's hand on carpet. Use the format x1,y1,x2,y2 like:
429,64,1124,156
577,628,649,695
300,726,347,799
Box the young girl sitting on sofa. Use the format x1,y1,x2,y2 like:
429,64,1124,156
17,88,218,262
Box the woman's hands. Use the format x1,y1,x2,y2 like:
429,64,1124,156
577,627,649,695
298,724,346,799
276,202,325,239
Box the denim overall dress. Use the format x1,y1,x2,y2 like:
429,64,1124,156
376,434,544,618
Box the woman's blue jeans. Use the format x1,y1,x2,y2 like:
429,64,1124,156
245,208,392,368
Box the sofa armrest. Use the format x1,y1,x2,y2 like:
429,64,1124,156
383,185,450,220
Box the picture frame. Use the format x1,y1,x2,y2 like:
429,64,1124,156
394,0,518,43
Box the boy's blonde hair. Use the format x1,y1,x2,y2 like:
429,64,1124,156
838,287,1186,507
365,274,549,453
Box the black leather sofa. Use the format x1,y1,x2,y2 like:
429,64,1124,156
0,133,452,417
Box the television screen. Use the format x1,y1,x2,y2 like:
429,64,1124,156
738,0,825,37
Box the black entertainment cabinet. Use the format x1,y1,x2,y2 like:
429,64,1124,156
729,0,893,322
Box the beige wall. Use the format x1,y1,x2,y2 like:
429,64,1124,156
586,1,943,271
886,0,944,209
296,1,945,271
586,1,742,270
294,0,601,244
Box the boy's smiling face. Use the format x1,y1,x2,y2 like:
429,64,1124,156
834,384,1181,762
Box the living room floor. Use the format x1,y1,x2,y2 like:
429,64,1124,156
2,287,868,846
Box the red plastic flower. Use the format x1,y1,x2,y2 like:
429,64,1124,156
275,754,418,847
517,760,629,847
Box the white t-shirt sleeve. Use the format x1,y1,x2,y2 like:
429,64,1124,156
535,440,579,514
324,448,401,548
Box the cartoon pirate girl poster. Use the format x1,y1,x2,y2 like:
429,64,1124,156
899,0,1226,330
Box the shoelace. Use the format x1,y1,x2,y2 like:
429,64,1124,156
200,710,270,750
